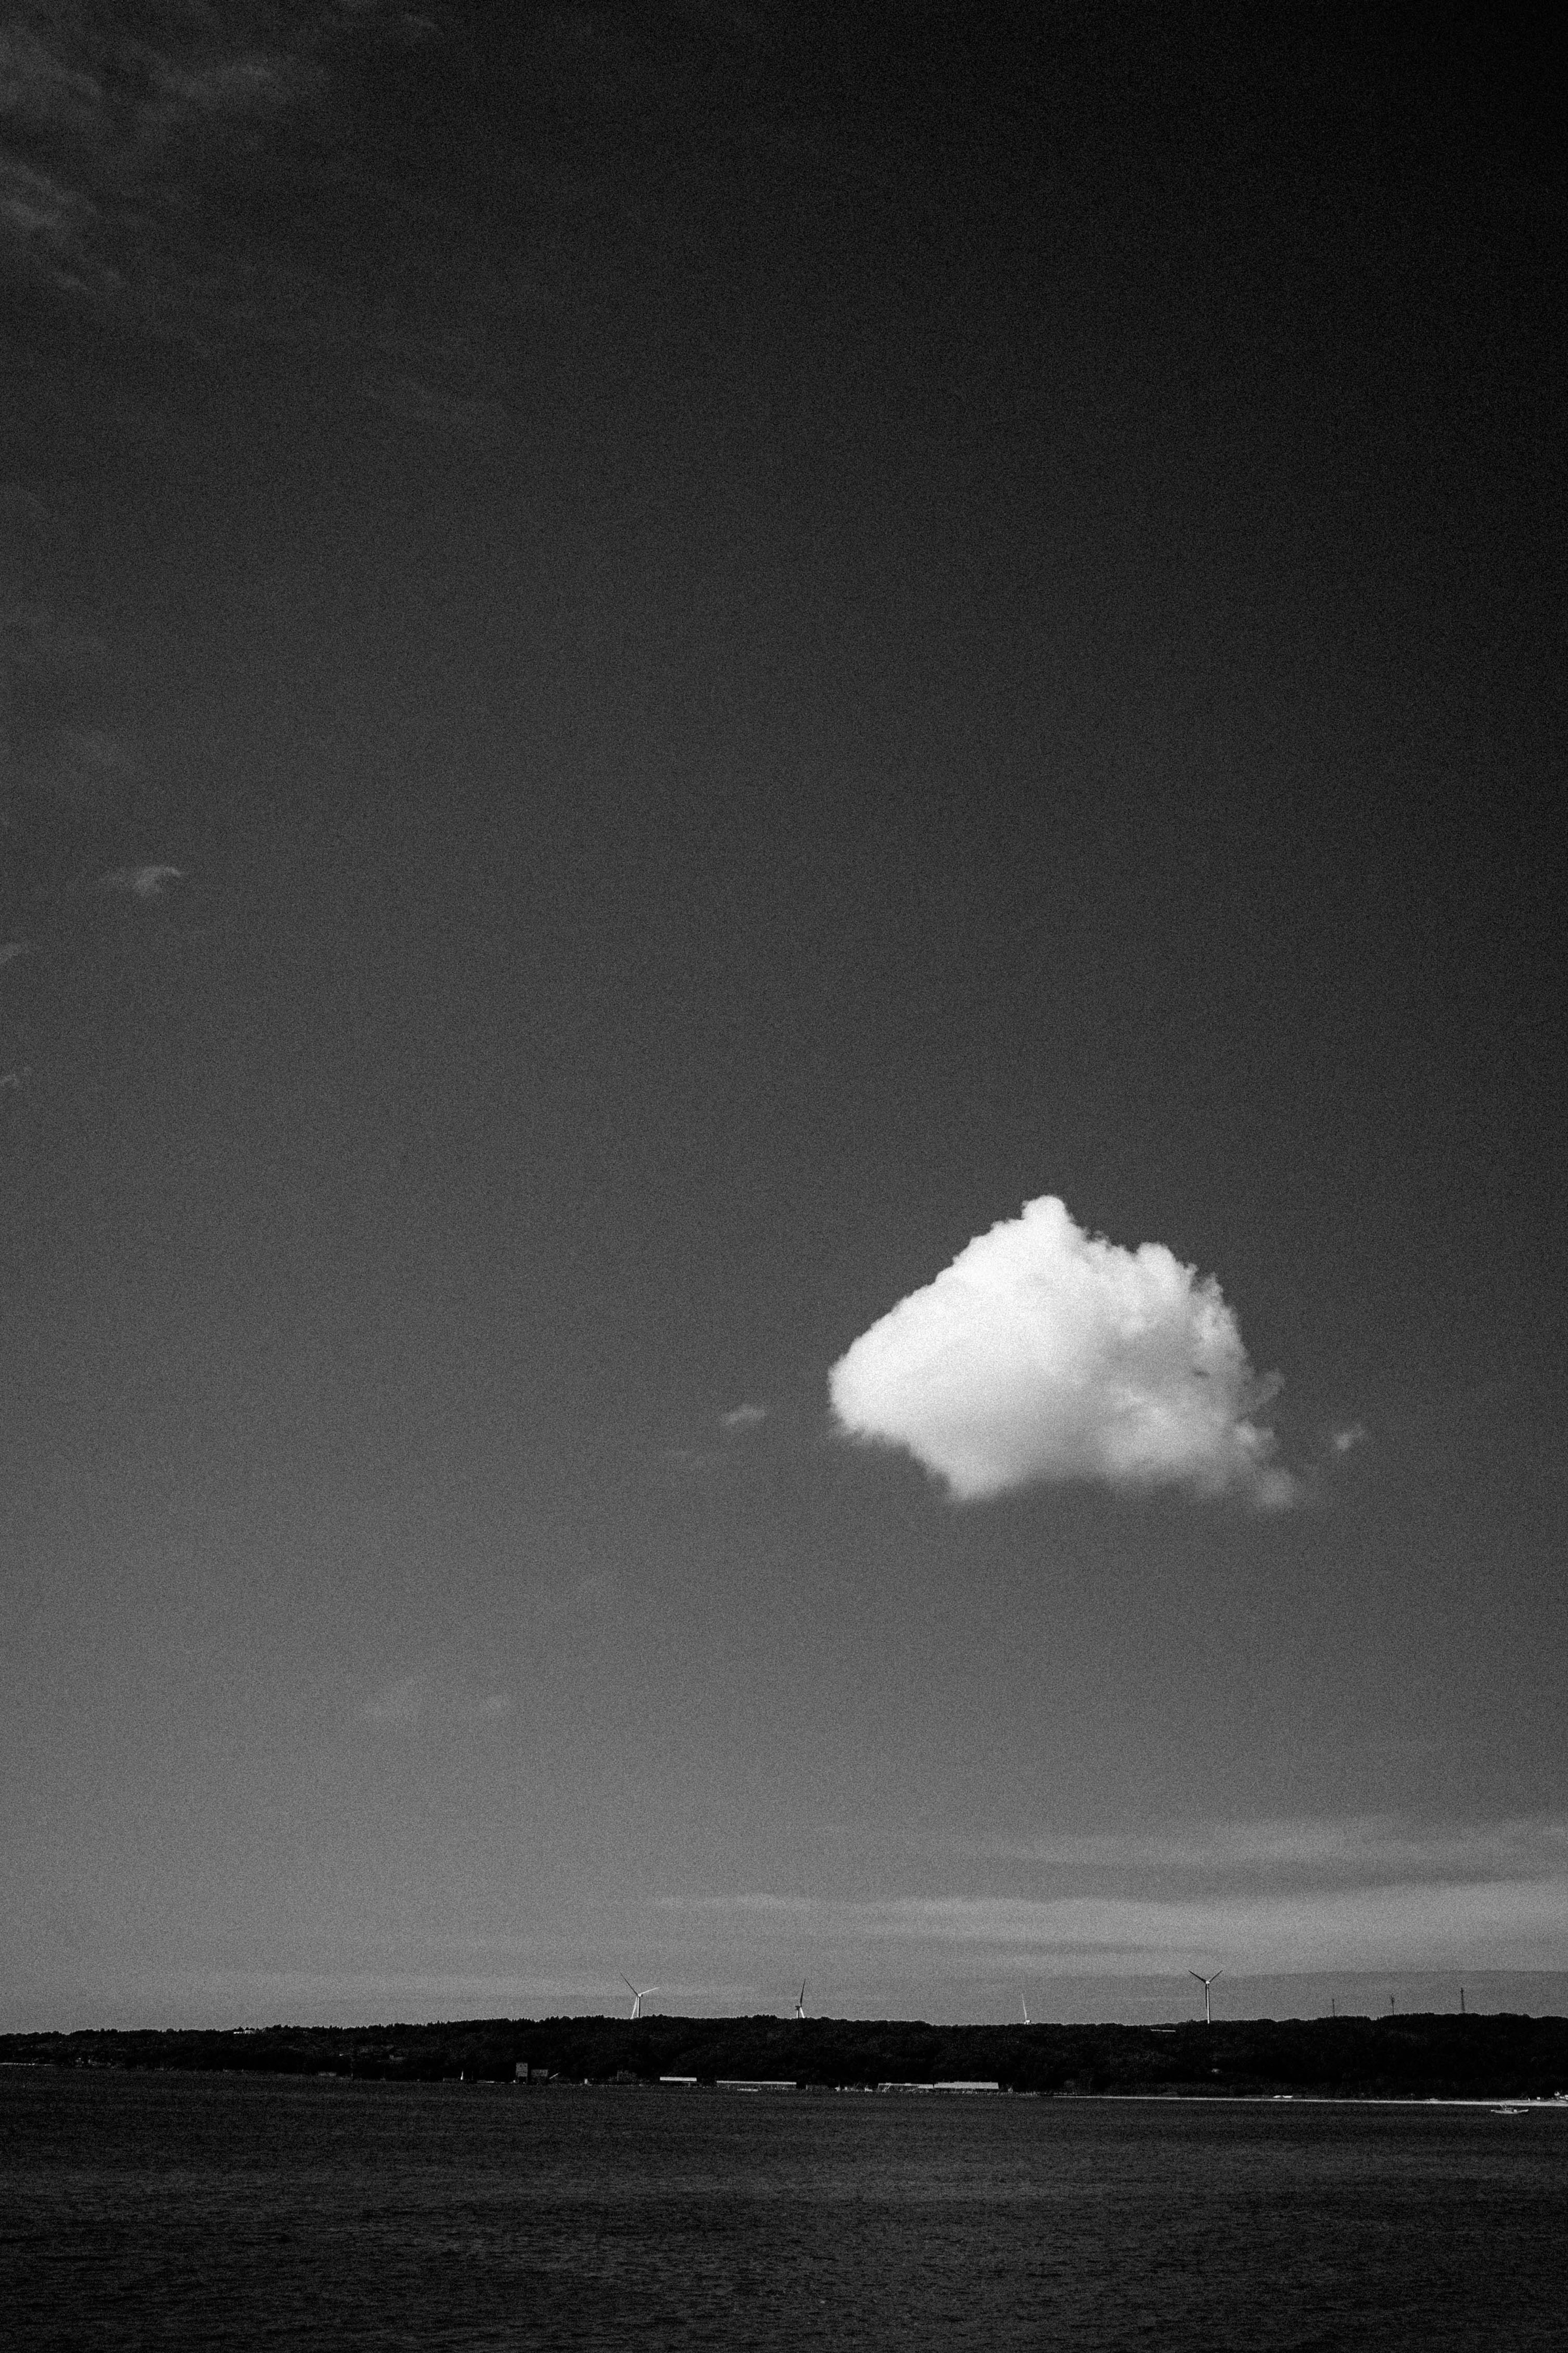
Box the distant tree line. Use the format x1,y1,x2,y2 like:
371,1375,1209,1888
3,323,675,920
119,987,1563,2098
4,2013,1567,2100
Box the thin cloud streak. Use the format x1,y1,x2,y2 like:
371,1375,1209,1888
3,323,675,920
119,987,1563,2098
661,1817,1568,1974
358,371,512,448
357,1673,516,1728
0,0,541,412
830,1195,1294,1507
665,1878,1568,1974
100,864,183,898
947,1816,1568,1880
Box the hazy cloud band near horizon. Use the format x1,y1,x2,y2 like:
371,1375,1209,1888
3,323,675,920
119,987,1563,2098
664,1880,1568,1976
829,1196,1292,1506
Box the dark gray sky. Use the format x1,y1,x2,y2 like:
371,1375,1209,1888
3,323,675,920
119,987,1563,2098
3,3,1564,2028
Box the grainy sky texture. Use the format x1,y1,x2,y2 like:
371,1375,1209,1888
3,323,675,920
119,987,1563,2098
2,4,1564,2028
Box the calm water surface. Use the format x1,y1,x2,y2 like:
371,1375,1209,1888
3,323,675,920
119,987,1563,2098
4,2070,1564,2349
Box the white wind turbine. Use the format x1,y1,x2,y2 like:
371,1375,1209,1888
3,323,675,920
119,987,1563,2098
1021,1992,1031,2027
621,1974,659,2021
1189,1968,1223,2025
793,1979,807,2022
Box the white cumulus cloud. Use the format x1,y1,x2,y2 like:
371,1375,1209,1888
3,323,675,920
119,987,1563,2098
829,1195,1292,1507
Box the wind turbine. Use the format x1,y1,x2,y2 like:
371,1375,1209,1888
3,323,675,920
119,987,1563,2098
1021,1992,1031,2027
621,1975,658,2021
793,1979,807,2022
1189,1968,1223,2025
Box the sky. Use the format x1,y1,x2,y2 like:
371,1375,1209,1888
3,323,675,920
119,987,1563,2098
2,3,1564,2030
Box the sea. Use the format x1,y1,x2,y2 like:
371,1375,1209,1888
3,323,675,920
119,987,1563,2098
4,2070,1565,2349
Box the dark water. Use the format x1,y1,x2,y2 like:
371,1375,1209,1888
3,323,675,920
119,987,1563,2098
4,2072,1565,2349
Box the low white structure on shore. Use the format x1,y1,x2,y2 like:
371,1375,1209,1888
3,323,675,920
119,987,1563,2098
877,2080,1001,2094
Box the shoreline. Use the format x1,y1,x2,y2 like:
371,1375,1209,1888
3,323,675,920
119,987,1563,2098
8,2061,1568,2111
7,2012,1566,2104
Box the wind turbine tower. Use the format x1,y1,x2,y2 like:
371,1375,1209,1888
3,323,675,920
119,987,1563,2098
1189,1969,1223,2025
621,1975,659,2021
793,1979,807,2022
1021,1992,1031,2027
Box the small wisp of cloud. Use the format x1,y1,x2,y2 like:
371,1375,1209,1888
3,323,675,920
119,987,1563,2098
359,1674,425,1727
830,1195,1293,1507
358,1672,514,1729
665,1403,769,1476
720,1402,767,1433
100,863,183,899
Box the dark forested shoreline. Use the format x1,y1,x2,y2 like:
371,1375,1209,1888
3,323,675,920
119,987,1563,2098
5,2014,1567,2101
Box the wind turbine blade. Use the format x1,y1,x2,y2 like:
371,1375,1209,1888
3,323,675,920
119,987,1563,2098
621,1976,639,1996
